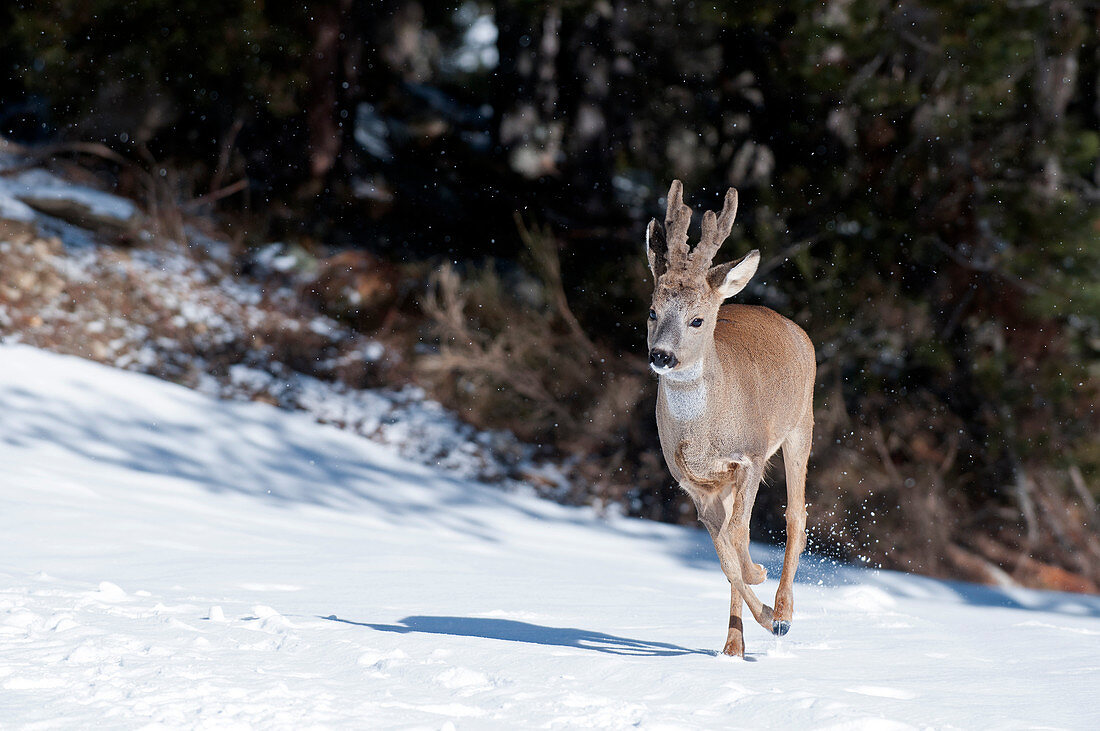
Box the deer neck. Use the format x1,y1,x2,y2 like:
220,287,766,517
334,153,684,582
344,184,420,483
659,340,718,422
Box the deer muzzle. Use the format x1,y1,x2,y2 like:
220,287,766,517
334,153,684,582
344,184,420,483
649,349,678,371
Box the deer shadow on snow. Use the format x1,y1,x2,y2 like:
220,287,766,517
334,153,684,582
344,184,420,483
322,614,712,657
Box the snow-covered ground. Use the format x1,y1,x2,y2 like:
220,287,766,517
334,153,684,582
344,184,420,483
1,149,551,496
2,344,1099,729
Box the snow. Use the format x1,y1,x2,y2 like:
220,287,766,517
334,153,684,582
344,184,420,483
0,165,546,494
0,192,36,222
0,168,138,226
2,344,1099,729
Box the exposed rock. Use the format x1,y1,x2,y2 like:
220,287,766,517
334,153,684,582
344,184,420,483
2,169,140,233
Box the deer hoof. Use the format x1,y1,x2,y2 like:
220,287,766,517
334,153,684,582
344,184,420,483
722,638,745,657
772,620,790,636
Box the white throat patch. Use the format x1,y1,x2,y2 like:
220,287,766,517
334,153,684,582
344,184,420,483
660,360,707,421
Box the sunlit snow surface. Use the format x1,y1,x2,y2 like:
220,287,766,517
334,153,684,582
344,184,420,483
1,345,1098,728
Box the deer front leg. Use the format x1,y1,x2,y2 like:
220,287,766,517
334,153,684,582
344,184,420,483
737,544,767,585
723,582,745,657
697,490,775,654
723,460,778,636
695,449,765,586
728,472,766,586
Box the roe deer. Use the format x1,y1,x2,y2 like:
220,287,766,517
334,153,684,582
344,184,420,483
646,180,815,657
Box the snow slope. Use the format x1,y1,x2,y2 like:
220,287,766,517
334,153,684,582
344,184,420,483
2,344,1098,729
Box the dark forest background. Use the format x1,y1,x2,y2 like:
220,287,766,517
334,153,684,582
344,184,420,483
2,0,1099,591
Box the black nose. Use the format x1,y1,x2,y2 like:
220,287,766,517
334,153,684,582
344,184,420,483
649,349,678,369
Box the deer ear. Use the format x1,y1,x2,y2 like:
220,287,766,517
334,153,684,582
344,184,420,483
707,249,760,299
646,219,669,278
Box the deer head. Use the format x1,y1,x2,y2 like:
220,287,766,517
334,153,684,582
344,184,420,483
646,180,760,378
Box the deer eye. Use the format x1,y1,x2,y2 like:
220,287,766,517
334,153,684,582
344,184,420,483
648,309,657,321
690,317,704,328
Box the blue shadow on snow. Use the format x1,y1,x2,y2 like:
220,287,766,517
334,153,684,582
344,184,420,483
322,614,711,657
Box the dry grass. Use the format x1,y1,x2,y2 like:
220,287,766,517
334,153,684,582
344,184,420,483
807,331,1100,593
417,218,653,505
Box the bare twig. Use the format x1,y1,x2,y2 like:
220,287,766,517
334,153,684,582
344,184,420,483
932,238,1046,296
209,117,245,196
871,424,905,487
844,53,886,102
755,237,818,279
183,179,249,211
1068,465,1097,517
514,212,599,358
1013,466,1040,546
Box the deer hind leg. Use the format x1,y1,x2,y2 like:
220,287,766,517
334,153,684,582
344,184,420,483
725,460,777,635
697,450,766,586
774,411,812,636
